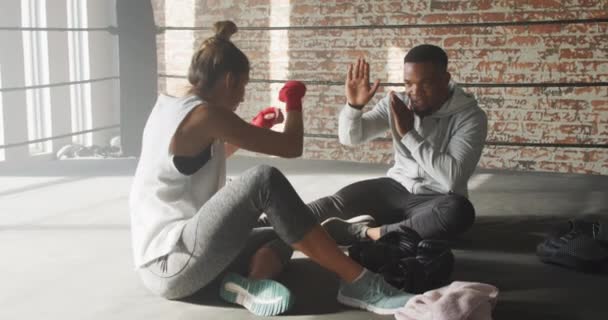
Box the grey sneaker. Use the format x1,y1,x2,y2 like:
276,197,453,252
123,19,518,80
338,269,413,314
321,215,376,246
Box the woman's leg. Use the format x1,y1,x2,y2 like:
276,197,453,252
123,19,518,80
247,243,285,279
139,165,313,300
141,165,410,315
223,227,293,280
141,165,362,295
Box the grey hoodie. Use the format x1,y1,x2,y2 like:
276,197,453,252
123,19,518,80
339,82,487,197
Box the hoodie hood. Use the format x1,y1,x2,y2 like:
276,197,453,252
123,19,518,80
397,82,477,118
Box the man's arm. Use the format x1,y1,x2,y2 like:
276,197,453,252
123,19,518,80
402,110,488,193
338,95,391,145
339,57,389,145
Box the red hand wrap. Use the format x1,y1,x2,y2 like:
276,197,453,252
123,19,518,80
278,81,306,112
251,107,284,129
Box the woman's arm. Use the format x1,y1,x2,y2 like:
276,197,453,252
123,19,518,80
225,143,240,158
224,106,284,158
191,105,303,158
174,81,306,159
172,105,301,158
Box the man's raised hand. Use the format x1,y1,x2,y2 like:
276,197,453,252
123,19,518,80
345,57,380,109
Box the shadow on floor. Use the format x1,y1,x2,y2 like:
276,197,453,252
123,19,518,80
182,214,608,319
453,215,608,320
180,258,345,316
453,215,568,253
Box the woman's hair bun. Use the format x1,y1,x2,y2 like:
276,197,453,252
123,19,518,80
213,21,238,41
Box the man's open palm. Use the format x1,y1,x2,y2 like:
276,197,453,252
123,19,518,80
345,57,380,109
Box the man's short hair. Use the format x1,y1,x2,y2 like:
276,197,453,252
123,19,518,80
403,44,448,72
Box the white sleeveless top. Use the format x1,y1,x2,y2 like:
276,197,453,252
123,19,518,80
129,94,226,268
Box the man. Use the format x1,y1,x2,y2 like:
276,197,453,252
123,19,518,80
309,44,488,244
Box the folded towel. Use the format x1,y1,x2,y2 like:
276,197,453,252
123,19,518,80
395,281,498,320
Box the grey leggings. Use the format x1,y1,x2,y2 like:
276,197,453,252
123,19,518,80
307,177,475,239
138,165,318,299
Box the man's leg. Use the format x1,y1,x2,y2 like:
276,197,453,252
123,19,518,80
306,177,411,224
379,193,475,239
306,177,417,246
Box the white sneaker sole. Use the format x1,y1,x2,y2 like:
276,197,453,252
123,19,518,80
219,274,293,316
224,282,284,307
321,214,376,226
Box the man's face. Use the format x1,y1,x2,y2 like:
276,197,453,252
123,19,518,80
403,62,450,117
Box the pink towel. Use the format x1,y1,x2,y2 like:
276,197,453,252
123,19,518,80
395,281,499,320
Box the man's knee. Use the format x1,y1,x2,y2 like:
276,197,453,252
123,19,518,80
439,194,476,232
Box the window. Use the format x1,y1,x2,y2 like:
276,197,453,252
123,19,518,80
67,0,92,146
21,0,53,155
0,64,5,162
269,0,290,131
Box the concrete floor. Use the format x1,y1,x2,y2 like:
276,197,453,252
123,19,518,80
0,155,607,319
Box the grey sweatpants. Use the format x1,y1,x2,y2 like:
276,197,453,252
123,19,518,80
138,165,318,299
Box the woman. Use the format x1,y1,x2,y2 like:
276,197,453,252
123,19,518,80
129,20,411,316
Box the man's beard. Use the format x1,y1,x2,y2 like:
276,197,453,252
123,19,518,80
412,104,435,117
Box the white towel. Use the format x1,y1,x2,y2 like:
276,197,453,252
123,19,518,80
395,281,499,320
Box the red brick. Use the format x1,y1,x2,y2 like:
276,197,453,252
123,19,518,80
558,124,596,136
560,49,594,59
291,4,319,15
544,35,588,48
599,123,608,137
444,36,474,48
521,0,562,9
429,1,464,11
538,161,572,173
481,12,507,21
552,99,589,111
320,2,354,15
573,87,604,96
564,23,595,34
507,36,542,47
592,100,608,111
475,36,507,47
527,24,563,34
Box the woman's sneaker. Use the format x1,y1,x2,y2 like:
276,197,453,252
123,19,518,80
219,272,294,316
337,269,413,315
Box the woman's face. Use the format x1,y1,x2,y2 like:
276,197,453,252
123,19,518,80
225,72,249,111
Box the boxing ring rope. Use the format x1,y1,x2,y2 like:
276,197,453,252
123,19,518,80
0,125,120,150
158,74,608,150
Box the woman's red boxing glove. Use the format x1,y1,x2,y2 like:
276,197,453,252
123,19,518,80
250,107,284,129
278,80,306,112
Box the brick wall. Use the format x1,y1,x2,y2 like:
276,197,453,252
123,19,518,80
152,0,608,175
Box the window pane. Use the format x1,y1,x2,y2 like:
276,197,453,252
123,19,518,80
67,0,92,146
0,64,5,162
21,0,53,155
